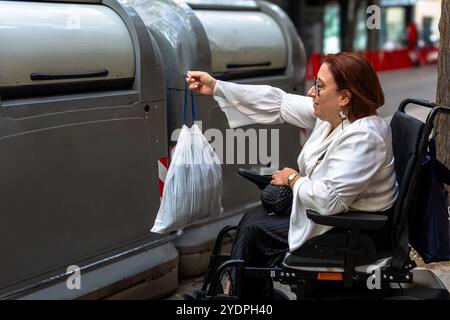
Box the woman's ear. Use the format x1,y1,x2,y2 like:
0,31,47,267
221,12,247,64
339,90,352,107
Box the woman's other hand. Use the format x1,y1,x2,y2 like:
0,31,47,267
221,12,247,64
186,71,217,95
271,168,298,186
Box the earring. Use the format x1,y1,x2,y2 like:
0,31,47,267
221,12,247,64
339,109,347,130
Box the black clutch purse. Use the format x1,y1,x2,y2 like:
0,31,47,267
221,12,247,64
238,168,293,216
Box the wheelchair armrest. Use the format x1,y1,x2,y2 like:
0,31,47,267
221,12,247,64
306,209,388,230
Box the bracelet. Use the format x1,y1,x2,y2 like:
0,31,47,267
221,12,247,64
288,173,299,188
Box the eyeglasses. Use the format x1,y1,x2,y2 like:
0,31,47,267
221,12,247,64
313,77,323,97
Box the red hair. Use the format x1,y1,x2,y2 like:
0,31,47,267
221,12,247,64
323,52,385,121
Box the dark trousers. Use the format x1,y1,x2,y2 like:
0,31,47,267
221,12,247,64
230,205,290,299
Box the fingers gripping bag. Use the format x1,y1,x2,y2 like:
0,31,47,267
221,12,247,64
151,89,222,233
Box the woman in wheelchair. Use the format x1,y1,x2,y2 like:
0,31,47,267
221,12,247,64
186,52,398,299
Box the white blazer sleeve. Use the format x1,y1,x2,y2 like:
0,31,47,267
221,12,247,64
292,129,387,215
213,80,317,129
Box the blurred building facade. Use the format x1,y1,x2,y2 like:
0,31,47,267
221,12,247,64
267,0,441,55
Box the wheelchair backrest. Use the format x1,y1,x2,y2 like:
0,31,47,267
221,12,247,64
389,110,425,269
390,111,424,187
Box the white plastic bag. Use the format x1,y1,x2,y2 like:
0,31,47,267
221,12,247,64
151,124,222,233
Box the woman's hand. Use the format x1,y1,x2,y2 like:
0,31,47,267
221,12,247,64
271,167,299,186
186,71,217,96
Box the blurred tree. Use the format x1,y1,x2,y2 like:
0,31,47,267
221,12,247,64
367,0,380,50
341,0,363,51
436,0,450,199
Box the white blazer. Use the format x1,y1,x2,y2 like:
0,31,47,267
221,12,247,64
213,80,398,252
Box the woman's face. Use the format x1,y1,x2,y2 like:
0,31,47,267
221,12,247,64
308,63,349,126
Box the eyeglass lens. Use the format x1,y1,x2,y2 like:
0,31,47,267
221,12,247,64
314,77,320,97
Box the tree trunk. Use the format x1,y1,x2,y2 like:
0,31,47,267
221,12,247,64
436,0,450,199
367,0,380,51
340,0,363,52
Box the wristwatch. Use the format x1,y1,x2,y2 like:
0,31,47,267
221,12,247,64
287,172,298,187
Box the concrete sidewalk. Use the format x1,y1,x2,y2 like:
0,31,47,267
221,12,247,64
166,261,450,300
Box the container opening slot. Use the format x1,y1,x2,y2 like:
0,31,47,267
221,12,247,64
31,69,109,81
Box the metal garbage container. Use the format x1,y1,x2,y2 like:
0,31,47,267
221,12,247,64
0,0,177,299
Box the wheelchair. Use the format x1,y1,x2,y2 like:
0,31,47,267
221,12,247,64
190,98,450,300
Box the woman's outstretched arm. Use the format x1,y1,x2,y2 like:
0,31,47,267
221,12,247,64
186,70,317,129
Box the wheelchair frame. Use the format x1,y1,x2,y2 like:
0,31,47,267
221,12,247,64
202,225,417,300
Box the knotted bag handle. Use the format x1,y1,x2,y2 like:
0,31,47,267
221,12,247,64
183,84,197,126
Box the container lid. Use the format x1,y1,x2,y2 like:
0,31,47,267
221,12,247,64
0,1,135,89
194,10,286,74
